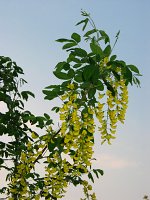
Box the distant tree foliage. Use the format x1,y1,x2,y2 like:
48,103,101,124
143,195,149,200
0,11,141,200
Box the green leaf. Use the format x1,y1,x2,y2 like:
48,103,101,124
90,42,103,57
112,70,120,81
26,91,35,98
84,29,97,37
74,72,83,83
88,97,97,106
37,180,44,189
88,57,96,65
81,10,89,17
0,56,11,64
53,71,70,80
88,88,96,99
69,149,76,156
7,61,12,68
96,80,104,91
76,19,86,26
61,80,71,88
110,55,117,61
43,90,59,100
96,169,104,176
95,54,101,62
128,65,139,74
99,30,110,44
76,18,89,31
68,69,75,78
51,107,60,113
71,33,81,43
63,63,70,71
0,158,4,165
55,62,66,71
81,108,88,117
0,92,6,101
123,67,133,84
88,172,94,183
26,173,35,179
116,60,126,67
48,137,63,152
72,48,87,57
56,38,74,43
46,119,53,125
83,65,99,82
91,67,99,84
83,65,93,81
80,82,91,89
0,142,5,149
44,113,50,119
103,45,111,57
45,85,60,89
73,63,82,68
67,54,81,63
36,116,45,128
81,57,89,63
103,80,115,96
54,62,70,74
48,142,56,152
62,42,77,50
93,169,99,178
133,76,141,87
21,91,35,101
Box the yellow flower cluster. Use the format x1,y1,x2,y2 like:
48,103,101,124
43,155,68,199
7,141,43,199
59,86,95,166
117,80,128,123
95,75,129,144
80,180,96,200
8,157,30,199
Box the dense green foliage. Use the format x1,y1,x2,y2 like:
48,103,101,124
0,11,141,200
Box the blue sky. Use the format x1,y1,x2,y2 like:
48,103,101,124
0,1,150,200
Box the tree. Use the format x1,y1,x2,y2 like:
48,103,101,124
0,11,141,200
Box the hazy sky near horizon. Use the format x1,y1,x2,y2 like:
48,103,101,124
0,1,150,200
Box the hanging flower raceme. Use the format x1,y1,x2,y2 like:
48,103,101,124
59,84,95,166
94,72,129,144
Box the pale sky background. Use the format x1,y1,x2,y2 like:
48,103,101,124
0,1,150,200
